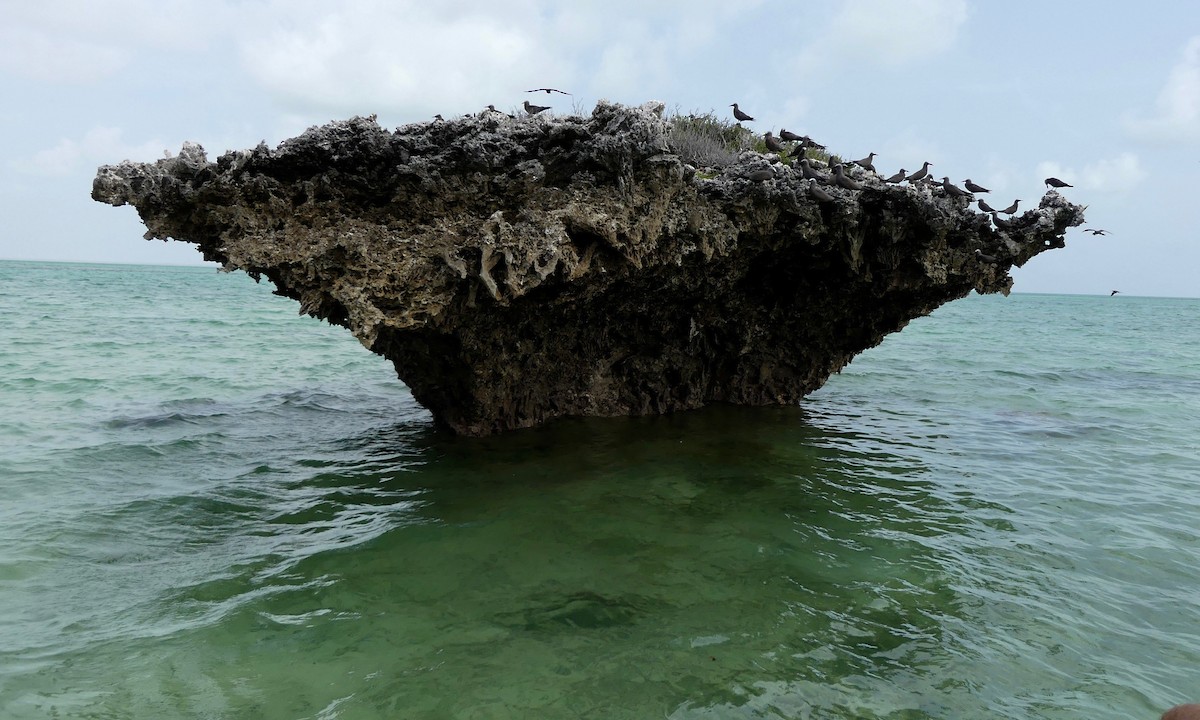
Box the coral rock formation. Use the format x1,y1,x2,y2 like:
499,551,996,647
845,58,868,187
93,101,1085,435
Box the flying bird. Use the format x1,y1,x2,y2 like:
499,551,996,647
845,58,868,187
527,88,571,95
907,161,932,183
1045,177,1073,188
523,100,551,115
1110,290,1120,296
963,179,990,193
730,103,755,122
1085,228,1110,235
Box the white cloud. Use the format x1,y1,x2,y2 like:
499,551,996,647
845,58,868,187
1036,152,1146,194
17,127,170,177
1126,35,1200,143
792,0,968,75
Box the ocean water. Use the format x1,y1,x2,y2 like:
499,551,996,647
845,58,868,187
1,259,1198,720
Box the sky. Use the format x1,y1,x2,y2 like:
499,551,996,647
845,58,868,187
1,0,1197,297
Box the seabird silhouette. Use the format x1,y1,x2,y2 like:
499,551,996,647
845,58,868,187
884,169,907,184
963,179,990,193
977,198,997,213
527,88,571,95
832,164,864,190
433,114,444,121
941,177,971,198
974,248,1000,264
764,132,784,153
798,158,829,182
809,178,835,202
990,212,1013,230
907,161,932,183
1085,228,1110,235
1110,290,1120,296
1000,200,1020,214
523,100,551,115
730,103,754,122
779,129,803,142
851,152,877,172
1045,177,1072,188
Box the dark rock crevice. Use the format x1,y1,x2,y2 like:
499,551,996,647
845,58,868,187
93,100,1084,435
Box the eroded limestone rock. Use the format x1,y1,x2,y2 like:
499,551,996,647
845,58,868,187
93,100,1084,435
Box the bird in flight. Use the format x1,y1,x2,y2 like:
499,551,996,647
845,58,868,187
528,88,571,95
1110,290,1120,296
1084,228,1110,235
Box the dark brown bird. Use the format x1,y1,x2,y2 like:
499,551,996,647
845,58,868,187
730,103,754,122
1110,290,1120,296
789,143,808,158
433,114,444,121
974,248,1000,264
809,178,835,202
832,164,863,190
990,212,1013,229
977,198,997,213
941,177,971,198
1045,177,1072,188
1085,228,1110,235
798,158,829,182
963,179,990,193
1000,199,1020,214
851,152,877,172
884,169,907,184
800,136,825,150
527,88,570,95
523,100,550,115
747,168,776,182
764,132,784,153
779,129,803,142
907,161,932,183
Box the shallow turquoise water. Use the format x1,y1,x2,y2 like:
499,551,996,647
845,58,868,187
1,260,1198,718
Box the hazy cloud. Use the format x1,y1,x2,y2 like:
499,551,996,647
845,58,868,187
1126,35,1200,143
17,127,170,177
792,0,968,75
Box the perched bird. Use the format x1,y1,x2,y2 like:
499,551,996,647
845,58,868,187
832,164,863,190
485,104,513,118
789,143,808,158
809,178,835,202
1085,228,1110,235
523,100,551,115
730,103,754,122
527,88,571,95
907,161,933,183
851,152,877,172
779,129,804,142
799,158,829,182
801,136,825,151
1110,290,1120,296
941,177,972,198
977,198,997,213
1045,177,1073,188
433,114,444,121
747,168,776,182
764,131,784,153
1000,199,1020,214
884,169,907,184
975,248,1000,264
990,212,1013,229
963,179,990,193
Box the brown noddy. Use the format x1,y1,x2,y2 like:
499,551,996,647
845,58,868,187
764,131,784,153
730,103,754,122
963,179,990,193
523,100,551,115
747,168,776,182
832,164,864,190
990,212,1013,229
884,169,907,184
1085,228,1110,235
799,158,830,182
977,198,997,213
809,178,835,202
1000,199,1020,214
941,177,971,198
1110,290,1120,296
1045,177,1073,188
779,129,803,142
974,248,1000,264
527,88,571,95
851,152,877,172
907,161,932,182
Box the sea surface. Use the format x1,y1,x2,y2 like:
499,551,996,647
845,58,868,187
1,259,1198,719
